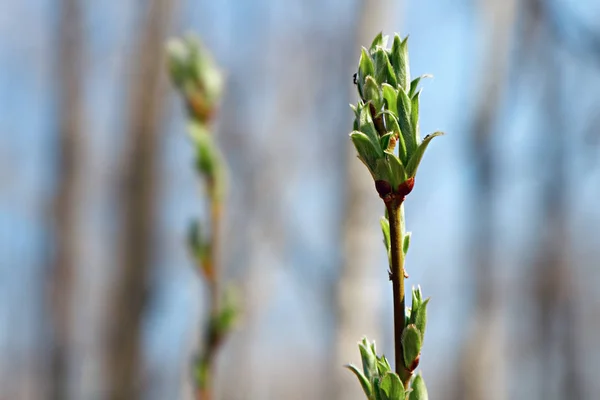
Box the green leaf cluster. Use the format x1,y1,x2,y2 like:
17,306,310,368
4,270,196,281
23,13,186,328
166,34,223,124
188,121,225,200
402,286,429,372
351,33,443,197
195,288,239,389
346,338,429,400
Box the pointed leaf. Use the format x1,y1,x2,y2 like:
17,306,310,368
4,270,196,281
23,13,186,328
364,76,383,110
387,153,407,188
403,232,411,256
381,217,391,263
381,83,398,116
350,131,380,172
413,298,429,342
373,48,398,87
376,355,392,376
358,48,375,97
396,89,415,154
381,111,407,163
400,36,411,90
359,339,377,380
409,74,432,98
412,285,423,308
411,90,420,143
379,372,405,400
402,324,422,368
358,103,382,146
373,377,384,400
405,131,444,178
346,364,372,398
409,374,428,400
390,34,410,91
370,32,388,52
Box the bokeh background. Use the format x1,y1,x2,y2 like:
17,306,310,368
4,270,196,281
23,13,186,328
2,0,600,399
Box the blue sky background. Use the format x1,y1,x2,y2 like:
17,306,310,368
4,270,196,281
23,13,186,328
1,0,600,399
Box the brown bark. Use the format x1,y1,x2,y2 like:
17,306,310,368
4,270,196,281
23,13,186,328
51,0,84,398
524,2,583,398
106,1,176,399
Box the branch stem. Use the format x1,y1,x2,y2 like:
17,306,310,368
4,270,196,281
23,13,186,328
386,200,409,386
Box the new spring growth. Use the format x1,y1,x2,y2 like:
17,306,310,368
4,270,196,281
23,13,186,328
347,32,442,400
167,35,225,202
346,337,429,400
350,33,443,203
167,35,237,399
167,35,223,124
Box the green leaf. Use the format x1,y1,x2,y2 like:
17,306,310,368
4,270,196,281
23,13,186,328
215,287,239,335
400,36,411,90
195,357,209,389
359,339,377,380
379,372,405,400
359,48,375,77
381,84,398,116
373,48,398,87
409,374,428,400
187,219,204,260
166,38,188,88
409,74,432,98
380,133,394,152
376,355,392,376
351,104,359,131
390,34,410,91
381,111,407,163
373,158,392,183
346,364,372,398
412,298,429,342
412,285,423,307
350,131,380,171
402,325,422,368
358,48,375,96
381,217,391,263
190,122,219,178
411,90,420,143
370,32,388,52
403,232,411,256
405,131,444,178
364,76,383,110
358,103,382,146
387,153,407,188
395,89,415,155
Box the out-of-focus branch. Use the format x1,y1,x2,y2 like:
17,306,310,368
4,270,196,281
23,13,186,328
106,1,176,399
51,0,83,398
166,34,237,400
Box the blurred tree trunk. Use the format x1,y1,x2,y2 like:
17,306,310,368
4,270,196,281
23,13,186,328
51,0,84,398
454,2,515,400
524,1,583,398
334,1,398,399
106,1,176,399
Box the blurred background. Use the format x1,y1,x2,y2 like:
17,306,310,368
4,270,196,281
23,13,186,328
1,0,600,399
